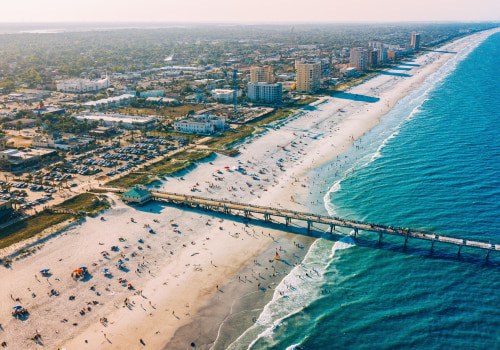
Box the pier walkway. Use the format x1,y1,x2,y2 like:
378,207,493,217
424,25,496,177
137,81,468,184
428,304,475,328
146,190,499,260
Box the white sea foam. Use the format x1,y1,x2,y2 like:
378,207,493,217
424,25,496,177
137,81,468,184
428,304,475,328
227,237,355,349
323,31,492,220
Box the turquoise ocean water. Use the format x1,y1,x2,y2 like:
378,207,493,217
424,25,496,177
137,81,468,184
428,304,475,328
229,31,500,349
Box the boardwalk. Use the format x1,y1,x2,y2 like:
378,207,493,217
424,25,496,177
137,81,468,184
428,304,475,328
147,190,499,260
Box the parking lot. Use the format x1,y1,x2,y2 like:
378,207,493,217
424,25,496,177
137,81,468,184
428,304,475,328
0,135,188,213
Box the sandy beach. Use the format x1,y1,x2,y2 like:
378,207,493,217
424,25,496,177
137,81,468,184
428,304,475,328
0,29,496,350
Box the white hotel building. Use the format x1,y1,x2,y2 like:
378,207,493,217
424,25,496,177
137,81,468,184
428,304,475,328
174,114,225,135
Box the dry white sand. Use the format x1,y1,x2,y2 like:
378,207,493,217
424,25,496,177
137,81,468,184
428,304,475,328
0,29,496,349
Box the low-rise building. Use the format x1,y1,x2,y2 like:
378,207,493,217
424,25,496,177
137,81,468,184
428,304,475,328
247,82,282,103
174,114,225,135
81,94,135,109
139,90,164,98
57,77,110,93
8,91,50,103
32,133,91,150
121,186,151,205
74,113,157,129
0,148,57,170
32,106,66,117
211,89,242,103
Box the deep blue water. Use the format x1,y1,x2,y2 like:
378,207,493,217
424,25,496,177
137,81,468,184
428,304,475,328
229,30,500,349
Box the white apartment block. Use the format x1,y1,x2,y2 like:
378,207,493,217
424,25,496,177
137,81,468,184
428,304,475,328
174,114,225,135
57,77,110,93
247,82,282,103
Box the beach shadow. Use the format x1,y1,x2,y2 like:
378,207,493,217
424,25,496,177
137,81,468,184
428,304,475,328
301,104,317,111
277,259,292,266
330,92,380,103
379,71,412,78
80,273,94,282
133,202,164,214
426,50,457,54
391,66,412,71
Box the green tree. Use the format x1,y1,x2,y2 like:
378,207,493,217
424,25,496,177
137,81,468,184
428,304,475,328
15,120,23,134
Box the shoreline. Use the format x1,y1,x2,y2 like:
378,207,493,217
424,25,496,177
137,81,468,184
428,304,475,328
160,29,500,349
0,29,496,350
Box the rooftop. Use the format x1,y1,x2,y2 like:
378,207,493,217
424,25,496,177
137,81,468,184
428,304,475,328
122,187,151,198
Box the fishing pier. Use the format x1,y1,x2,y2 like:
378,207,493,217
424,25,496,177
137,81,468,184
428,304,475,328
102,186,498,260
141,190,498,261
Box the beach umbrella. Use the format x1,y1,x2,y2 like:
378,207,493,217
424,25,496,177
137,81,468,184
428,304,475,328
13,305,22,310
73,269,84,274
116,261,124,266
40,269,50,274
79,266,88,270
101,268,109,273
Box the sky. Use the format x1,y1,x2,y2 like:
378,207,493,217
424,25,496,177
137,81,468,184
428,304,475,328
1,0,499,23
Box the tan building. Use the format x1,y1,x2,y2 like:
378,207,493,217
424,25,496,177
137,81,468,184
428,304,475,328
295,60,321,93
250,66,274,83
350,47,369,71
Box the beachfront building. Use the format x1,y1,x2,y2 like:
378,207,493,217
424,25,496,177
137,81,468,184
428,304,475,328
211,89,242,103
121,187,152,205
368,50,379,68
247,82,282,103
174,114,225,135
250,66,275,83
56,76,110,93
350,47,369,71
74,113,157,129
411,33,421,50
295,60,321,93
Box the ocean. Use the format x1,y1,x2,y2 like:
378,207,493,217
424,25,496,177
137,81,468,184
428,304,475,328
228,31,500,349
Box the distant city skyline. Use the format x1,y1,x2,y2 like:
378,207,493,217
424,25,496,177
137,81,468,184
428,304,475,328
1,0,500,23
